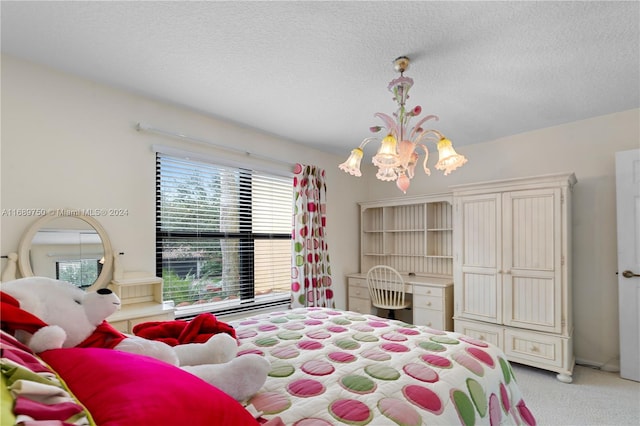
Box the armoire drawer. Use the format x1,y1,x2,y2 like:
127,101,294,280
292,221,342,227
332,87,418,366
454,319,503,347
504,329,564,368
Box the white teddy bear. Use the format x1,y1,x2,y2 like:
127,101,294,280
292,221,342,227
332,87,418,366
0,276,269,402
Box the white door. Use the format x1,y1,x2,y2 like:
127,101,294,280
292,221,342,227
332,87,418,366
616,148,640,382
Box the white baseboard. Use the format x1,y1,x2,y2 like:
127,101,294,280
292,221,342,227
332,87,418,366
575,356,620,373
601,358,621,373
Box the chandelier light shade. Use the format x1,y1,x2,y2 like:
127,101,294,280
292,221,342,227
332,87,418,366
339,56,467,193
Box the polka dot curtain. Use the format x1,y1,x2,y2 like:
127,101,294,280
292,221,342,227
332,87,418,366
291,164,334,308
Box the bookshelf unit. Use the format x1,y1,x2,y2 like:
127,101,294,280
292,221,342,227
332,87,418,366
359,193,453,277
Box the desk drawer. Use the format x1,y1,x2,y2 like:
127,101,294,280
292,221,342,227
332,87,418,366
348,277,369,299
349,277,368,288
349,285,370,299
349,297,372,315
412,285,443,297
413,294,443,311
413,309,444,329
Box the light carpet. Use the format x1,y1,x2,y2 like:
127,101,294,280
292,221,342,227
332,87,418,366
511,363,639,426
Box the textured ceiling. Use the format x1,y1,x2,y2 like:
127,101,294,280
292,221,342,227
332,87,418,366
1,1,638,157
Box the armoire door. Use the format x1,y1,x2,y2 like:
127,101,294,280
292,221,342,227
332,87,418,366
454,193,502,324
502,188,563,334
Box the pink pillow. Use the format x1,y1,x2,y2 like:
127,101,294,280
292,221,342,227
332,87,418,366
40,347,259,426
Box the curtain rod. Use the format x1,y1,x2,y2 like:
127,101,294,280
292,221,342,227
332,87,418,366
135,122,295,168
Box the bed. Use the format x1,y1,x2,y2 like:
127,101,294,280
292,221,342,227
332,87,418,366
1,307,536,426
0,328,265,425
232,307,536,425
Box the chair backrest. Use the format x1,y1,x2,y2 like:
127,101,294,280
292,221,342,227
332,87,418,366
366,265,406,308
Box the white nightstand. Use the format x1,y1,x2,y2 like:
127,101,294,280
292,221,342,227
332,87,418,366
107,273,175,333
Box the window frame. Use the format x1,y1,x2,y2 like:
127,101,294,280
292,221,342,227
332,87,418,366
155,150,293,318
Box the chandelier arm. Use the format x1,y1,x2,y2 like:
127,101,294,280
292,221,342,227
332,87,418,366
373,112,398,137
409,115,439,140
358,137,378,148
413,128,444,146
419,144,431,176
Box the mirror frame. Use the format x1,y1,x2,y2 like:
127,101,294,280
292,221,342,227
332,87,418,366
17,213,114,290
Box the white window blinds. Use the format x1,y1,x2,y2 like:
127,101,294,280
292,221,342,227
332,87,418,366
156,153,292,317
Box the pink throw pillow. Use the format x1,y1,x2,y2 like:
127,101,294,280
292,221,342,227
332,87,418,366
40,347,259,426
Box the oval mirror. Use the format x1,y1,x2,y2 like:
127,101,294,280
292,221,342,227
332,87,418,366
17,213,113,290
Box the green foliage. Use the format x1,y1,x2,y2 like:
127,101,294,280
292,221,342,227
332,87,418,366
162,270,194,305
162,268,238,306
58,259,99,288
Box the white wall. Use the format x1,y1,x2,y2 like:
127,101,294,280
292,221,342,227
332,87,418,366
363,108,640,369
0,54,367,311
2,54,638,368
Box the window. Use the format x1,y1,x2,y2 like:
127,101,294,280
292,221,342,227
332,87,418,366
56,258,102,288
156,153,293,318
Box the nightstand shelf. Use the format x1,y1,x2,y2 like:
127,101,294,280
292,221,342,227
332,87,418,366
108,273,175,333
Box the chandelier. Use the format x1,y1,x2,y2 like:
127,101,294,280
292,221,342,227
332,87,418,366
339,56,467,193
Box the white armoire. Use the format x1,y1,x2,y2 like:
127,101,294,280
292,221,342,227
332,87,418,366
452,172,577,383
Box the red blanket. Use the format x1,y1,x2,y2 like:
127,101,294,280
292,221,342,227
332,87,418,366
76,321,126,349
132,313,236,346
0,291,48,335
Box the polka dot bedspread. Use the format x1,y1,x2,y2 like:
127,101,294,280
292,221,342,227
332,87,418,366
232,307,536,425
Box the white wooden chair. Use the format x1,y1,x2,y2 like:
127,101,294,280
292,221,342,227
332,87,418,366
366,265,410,319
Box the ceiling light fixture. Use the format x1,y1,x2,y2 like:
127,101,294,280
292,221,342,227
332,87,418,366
339,56,468,193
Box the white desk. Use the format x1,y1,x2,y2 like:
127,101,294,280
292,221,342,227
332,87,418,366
346,273,454,331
